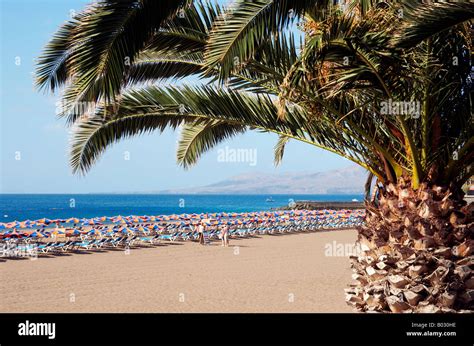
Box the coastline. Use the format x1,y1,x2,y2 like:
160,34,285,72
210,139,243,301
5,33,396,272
0,194,364,222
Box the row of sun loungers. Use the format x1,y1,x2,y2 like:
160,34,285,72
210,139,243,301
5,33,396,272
1,214,364,258
2,235,154,257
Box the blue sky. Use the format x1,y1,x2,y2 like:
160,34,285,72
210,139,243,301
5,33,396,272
0,0,351,194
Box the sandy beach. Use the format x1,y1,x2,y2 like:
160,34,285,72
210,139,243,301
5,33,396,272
0,229,357,313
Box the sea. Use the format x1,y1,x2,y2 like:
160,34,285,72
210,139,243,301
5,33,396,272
0,194,363,222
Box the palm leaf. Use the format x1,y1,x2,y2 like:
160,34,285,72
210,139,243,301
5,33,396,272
274,135,290,165
70,111,190,175
35,18,81,91
70,85,372,174
37,0,190,119
393,2,474,49
205,0,324,81
177,120,247,168
145,0,222,54
126,51,204,86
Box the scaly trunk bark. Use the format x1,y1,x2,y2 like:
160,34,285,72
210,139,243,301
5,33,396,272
346,178,474,312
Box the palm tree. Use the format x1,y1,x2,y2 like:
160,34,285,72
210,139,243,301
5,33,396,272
36,0,473,312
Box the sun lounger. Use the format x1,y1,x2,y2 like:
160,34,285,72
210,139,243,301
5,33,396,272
105,236,126,247
207,230,219,240
137,234,160,245
125,235,138,247
72,240,95,250
92,238,108,248
49,240,76,252
36,242,56,253
159,232,180,241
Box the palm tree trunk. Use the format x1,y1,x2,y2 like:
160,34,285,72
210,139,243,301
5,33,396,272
346,178,474,312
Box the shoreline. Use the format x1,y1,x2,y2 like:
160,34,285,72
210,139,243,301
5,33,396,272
0,194,364,223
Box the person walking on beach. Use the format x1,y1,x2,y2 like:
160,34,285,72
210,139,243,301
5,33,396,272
221,224,229,247
197,221,205,245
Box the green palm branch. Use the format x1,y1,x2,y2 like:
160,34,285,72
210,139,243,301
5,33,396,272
36,0,473,191
36,0,192,123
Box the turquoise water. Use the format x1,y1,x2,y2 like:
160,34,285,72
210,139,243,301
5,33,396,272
0,194,363,222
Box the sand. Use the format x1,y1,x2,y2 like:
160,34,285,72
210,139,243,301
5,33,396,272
0,229,357,313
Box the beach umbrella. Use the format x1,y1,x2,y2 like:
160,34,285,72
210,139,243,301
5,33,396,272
28,231,44,238
83,218,102,226
4,230,21,238
66,229,81,237
119,227,135,235
87,229,101,236
112,216,124,223
20,220,33,228
51,228,66,237
20,231,30,237
40,229,52,237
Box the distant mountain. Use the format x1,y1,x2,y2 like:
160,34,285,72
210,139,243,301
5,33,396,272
160,165,368,194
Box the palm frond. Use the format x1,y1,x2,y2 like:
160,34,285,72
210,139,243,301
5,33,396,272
145,0,222,54
40,0,473,189
393,2,474,48
364,171,374,202
70,112,190,175
126,51,204,86
71,85,373,175
35,18,80,92
205,0,324,81
226,31,300,94
177,120,247,168
37,0,190,119
274,135,290,165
